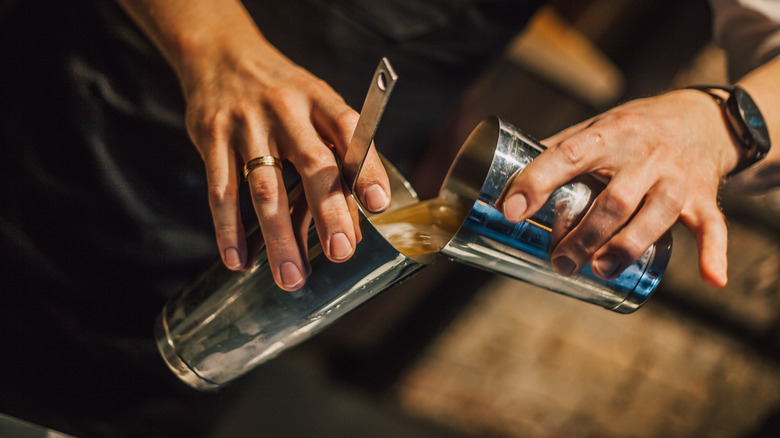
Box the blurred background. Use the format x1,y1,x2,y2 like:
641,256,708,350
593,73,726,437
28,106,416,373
5,0,780,436
199,0,780,437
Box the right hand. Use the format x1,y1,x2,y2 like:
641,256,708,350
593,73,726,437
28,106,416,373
501,90,737,287
179,33,391,291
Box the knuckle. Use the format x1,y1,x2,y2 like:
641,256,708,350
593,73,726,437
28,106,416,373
297,146,338,171
264,86,299,113
682,202,725,229
249,176,282,204
231,105,259,125
600,186,636,218
356,159,387,185
611,233,648,261
556,137,589,167
331,109,359,139
513,167,548,204
208,183,233,207
214,223,239,241
318,202,349,224
191,109,229,146
656,187,685,212
568,229,601,259
577,235,599,256
265,234,297,255
605,110,645,134
610,110,641,126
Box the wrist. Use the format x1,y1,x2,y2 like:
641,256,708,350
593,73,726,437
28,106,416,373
685,85,771,177
676,89,741,179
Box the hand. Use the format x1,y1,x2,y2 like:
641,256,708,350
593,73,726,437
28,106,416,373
179,32,390,291
115,0,391,291
501,90,740,287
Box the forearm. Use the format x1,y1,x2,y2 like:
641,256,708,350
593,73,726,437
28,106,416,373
710,0,780,81
727,56,780,192
114,0,286,94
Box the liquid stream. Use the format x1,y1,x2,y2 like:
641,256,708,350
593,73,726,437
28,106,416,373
371,197,467,256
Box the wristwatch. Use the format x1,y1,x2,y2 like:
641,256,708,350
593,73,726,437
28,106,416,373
687,85,771,176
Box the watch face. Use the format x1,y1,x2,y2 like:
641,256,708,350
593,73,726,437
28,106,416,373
732,86,771,157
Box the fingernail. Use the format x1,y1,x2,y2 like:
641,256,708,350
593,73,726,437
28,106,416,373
503,194,527,222
224,247,242,270
593,253,620,278
364,184,390,212
280,262,304,288
329,232,353,260
552,256,576,276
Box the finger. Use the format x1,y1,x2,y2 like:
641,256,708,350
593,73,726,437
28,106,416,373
289,189,313,277
679,198,729,288
313,101,391,213
589,180,684,279
198,113,248,271
239,115,307,291
550,167,651,275
540,117,595,147
247,163,306,290
284,115,358,263
354,143,392,213
502,127,610,224
343,180,363,244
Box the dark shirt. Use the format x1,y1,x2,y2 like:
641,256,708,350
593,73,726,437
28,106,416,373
0,1,541,436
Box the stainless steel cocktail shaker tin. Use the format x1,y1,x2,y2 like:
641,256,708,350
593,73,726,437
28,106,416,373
155,61,672,391
155,158,432,390
438,117,671,313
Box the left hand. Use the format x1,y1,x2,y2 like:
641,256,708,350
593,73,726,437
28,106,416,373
501,89,740,287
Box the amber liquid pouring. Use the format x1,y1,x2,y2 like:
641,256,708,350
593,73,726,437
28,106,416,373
371,198,468,256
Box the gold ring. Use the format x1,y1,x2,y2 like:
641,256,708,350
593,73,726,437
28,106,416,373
244,156,283,180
